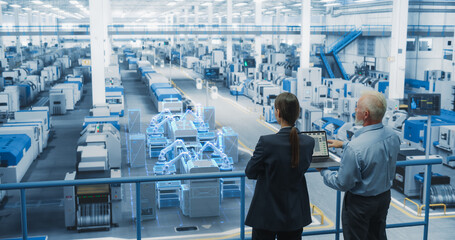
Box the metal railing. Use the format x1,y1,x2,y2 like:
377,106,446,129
0,24,454,37
0,158,442,240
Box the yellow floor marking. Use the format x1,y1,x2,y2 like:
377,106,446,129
390,201,455,220
255,118,278,134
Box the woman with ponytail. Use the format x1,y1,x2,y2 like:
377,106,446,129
245,92,315,240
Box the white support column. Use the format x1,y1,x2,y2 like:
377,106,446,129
255,0,262,72
274,9,281,51
300,0,311,69
168,14,171,45
56,18,61,48
27,12,32,44
14,7,21,53
38,12,42,47
103,0,112,66
227,0,233,63
48,15,54,45
284,14,289,44
240,15,245,44
0,5,3,46
208,3,213,52
171,13,175,46
389,0,409,99
89,0,107,106
184,7,189,46
194,5,199,50
452,30,455,81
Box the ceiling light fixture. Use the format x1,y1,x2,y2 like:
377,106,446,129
23,7,32,11
167,2,176,6
43,4,52,8
70,1,79,5
325,2,341,6
0,1,7,5
32,0,43,4
234,3,247,7
10,4,21,8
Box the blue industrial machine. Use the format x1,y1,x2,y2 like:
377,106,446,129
146,72,183,112
0,134,32,184
312,117,345,137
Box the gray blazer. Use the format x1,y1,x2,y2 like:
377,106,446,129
245,127,315,231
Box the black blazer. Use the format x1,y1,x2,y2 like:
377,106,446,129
245,127,314,231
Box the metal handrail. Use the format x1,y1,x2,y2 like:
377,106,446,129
0,158,442,240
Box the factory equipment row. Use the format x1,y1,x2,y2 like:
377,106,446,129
63,98,123,231
0,107,51,203
0,46,92,117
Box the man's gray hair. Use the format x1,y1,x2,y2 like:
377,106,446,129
360,91,387,121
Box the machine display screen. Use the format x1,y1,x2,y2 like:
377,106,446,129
204,68,220,79
303,131,329,157
408,93,441,116
243,58,256,68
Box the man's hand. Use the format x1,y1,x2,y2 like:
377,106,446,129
327,139,344,149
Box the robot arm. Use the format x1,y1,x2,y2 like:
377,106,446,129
158,139,189,162
198,142,231,169
151,115,174,134
150,108,172,125
181,109,204,124
161,151,193,175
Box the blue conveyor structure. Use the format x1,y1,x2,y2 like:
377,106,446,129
319,29,362,80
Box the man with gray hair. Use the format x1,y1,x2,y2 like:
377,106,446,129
319,91,400,240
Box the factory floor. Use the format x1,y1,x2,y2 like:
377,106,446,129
0,66,454,240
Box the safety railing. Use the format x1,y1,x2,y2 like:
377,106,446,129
0,25,90,35
0,24,356,36
408,25,455,37
0,24,454,37
0,158,442,240
361,24,391,36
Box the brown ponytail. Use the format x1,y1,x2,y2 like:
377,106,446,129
290,126,300,168
274,92,300,168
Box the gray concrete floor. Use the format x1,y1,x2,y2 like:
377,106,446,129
0,66,454,240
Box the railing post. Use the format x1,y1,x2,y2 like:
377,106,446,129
240,176,246,240
423,164,432,240
136,182,142,240
335,190,342,240
20,189,28,240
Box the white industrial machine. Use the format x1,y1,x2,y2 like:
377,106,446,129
180,159,220,218
49,89,67,115
78,123,122,169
